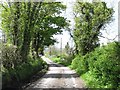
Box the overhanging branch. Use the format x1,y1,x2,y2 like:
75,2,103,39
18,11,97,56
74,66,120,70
99,34,118,41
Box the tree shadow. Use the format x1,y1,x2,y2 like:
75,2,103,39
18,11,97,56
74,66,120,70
43,63,79,78
43,73,79,78
48,63,64,67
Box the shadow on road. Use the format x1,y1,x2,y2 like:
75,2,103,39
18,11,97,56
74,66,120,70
43,73,79,78
24,57,86,89
48,63,64,67
43,63,79,78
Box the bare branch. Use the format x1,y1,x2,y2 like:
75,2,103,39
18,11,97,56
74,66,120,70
99,34,118,41
1,3,8,11
73,12,78,18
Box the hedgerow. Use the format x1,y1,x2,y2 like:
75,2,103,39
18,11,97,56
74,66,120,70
71,42,120,89
1,44,48,89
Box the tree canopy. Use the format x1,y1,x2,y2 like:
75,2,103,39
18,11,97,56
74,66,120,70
73,1,114,55
1,2,68,61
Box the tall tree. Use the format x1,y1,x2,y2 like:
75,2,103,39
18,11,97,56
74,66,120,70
1,2,68,61
73,1,114,55
1,2,43,61
20,2,43,61
31,2,68,57
1,2,22,46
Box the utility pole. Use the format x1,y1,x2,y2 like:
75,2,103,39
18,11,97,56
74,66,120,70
60,38,62,56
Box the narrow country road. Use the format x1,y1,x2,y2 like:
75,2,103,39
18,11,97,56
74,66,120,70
26,56,85,90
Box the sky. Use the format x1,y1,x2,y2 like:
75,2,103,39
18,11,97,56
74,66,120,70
53,0,120,48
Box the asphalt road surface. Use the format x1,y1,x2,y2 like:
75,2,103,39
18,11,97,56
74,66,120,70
26,56,85,90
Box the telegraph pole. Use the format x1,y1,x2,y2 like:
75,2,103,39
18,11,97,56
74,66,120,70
60,38,62,56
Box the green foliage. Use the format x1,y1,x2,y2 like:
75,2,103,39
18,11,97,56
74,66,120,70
0,1,68,88
71,55,80,69
87,42,120,88
73,2,114,55
1,43,48,88
31,2,68,57
2,57,48,88
51,54,74,66
52,57,61,63
81,71,104,88
1,2,23,46
62,54,74,66
1,2,68,61
71,42,120,89
1,44,22,69
71,54,88,75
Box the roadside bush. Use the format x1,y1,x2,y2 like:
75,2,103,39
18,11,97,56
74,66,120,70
61,54,74,66
2,58,48,88
15,58,46,81
71,54,89,75
1,44,22,69
52,57,61,63
1,44,48,88
51,54,74,66
71,55,81,69
71,42,120,89
87,42,120,88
